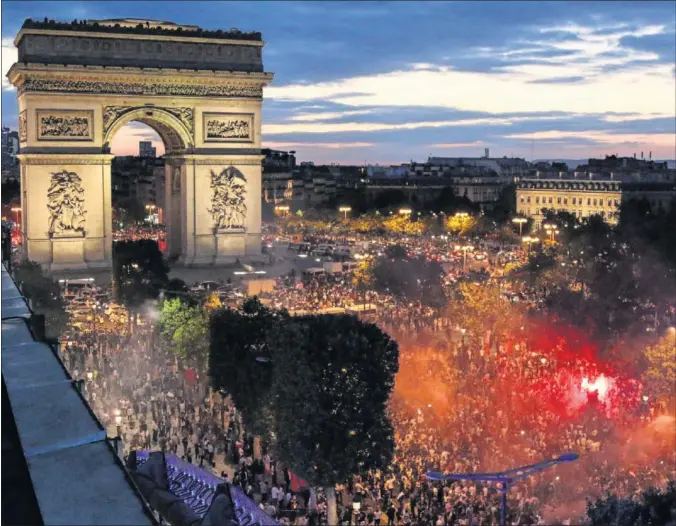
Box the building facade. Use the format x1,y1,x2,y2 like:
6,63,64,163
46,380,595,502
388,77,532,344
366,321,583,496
516,176,676,227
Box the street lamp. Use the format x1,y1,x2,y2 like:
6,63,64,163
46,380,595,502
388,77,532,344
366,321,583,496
427,453,579,526
11,207,21,225
455,245,474,271
512,217,527,236
543,223,559,242
339,206,352,220
275,205,290,217
522,236,538,256
398,208,413,215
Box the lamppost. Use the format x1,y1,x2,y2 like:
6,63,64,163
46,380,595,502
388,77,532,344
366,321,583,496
399,208,413,216
522,236,538,256
427,452,579,526
275,205,290,217
512,217,527,237
339,206,352,220
543,223,559,243
114,410,122,437
455,244,474,271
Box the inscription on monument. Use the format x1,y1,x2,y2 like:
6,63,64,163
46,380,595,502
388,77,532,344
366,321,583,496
208,167,247,231
18,110,27,142
47,170,87,238
37,110,94,141
203,113,253,142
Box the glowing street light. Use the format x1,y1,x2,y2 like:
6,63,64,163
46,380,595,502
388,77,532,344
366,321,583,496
11,207,21,224
275,205,290,217
398,208,413,215
455,244,474,271
512,217,527,236
338,205,352,220
522,236,538,255
427,453,579,526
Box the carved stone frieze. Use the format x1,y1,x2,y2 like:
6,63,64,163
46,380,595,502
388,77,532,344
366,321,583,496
37,110,94,141
18,110,27,142
47,170,86,238
103,106,132,133
163,107,194,134
19,78,263,98
203,113,253,142
103,105,194,135
164,157,262,166
208,167,247,232
18,155,113,165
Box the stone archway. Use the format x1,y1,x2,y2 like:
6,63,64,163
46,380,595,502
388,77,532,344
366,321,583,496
7,18,273,270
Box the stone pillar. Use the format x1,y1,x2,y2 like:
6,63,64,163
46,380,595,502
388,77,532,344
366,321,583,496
171,154,263,267
17,153,114,271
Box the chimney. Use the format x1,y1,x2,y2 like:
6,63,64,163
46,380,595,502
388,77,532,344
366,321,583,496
641,151,644,160
484,148,490,159
649,151,652,160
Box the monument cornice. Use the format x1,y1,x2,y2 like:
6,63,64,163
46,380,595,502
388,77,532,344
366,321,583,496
9,63,273,83
165,154,264,166
18,153,115,165
15,28,266,48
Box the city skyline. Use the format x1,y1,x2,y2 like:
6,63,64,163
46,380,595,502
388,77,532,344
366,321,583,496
1,1,674,163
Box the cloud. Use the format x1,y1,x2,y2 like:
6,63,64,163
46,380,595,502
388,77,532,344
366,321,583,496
504,130,675,148
262,115,574,135
2,38,17,91
602,113,676,123
288,110,374,122
429,141,487,149
263,141,374,149
265,23,674,117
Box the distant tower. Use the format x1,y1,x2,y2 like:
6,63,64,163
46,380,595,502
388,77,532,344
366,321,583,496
484,147,490,158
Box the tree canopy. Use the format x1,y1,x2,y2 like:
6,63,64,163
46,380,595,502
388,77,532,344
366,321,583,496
209,298,287,439
158,298,209,370
586,480,676,526
112,240,169,312
271,314,399,524
13,259,68,338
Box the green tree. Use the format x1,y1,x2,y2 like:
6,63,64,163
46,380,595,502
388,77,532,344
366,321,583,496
586,480,676,526
209,298,287,454
1,180,20,205
372,249,446,309
112,240,169,329
271,314,399,526
158,298,209,370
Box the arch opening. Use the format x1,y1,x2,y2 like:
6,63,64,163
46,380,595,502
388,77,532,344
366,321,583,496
104,107,194,155
108,120,174,254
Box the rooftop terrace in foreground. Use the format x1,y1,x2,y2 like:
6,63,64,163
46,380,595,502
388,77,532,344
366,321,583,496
1,263,156,526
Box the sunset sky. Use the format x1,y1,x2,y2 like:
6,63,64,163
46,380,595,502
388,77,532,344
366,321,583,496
2,1,674,164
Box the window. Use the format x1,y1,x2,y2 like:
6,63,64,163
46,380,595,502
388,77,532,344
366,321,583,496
527,196,531,203
557,197,562,204
572,197,576,205
536,196,540,205
607,199,612,207
615,199,619,206
563,198,568,205
593,199,597,206
588,198,591,206
520,196,525,203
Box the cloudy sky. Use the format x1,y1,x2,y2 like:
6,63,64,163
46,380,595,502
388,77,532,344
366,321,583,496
2,1,674,164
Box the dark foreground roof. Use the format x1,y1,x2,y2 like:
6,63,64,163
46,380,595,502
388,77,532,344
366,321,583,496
1,263,157,526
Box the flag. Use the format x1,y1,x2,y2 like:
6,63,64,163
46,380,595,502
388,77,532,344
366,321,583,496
289,470,310,492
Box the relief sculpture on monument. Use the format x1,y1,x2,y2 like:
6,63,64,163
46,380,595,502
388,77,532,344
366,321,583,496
203,113,253,141
37,110,94,141
47,170,87,238
208,167,247,232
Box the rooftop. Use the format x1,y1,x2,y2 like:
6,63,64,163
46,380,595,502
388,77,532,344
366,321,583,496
21,17,262,41
1,263,156,526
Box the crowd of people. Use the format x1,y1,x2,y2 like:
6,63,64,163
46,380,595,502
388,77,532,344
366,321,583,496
50,222,675,525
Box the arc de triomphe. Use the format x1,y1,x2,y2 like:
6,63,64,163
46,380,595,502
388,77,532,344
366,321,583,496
7,18,273,270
